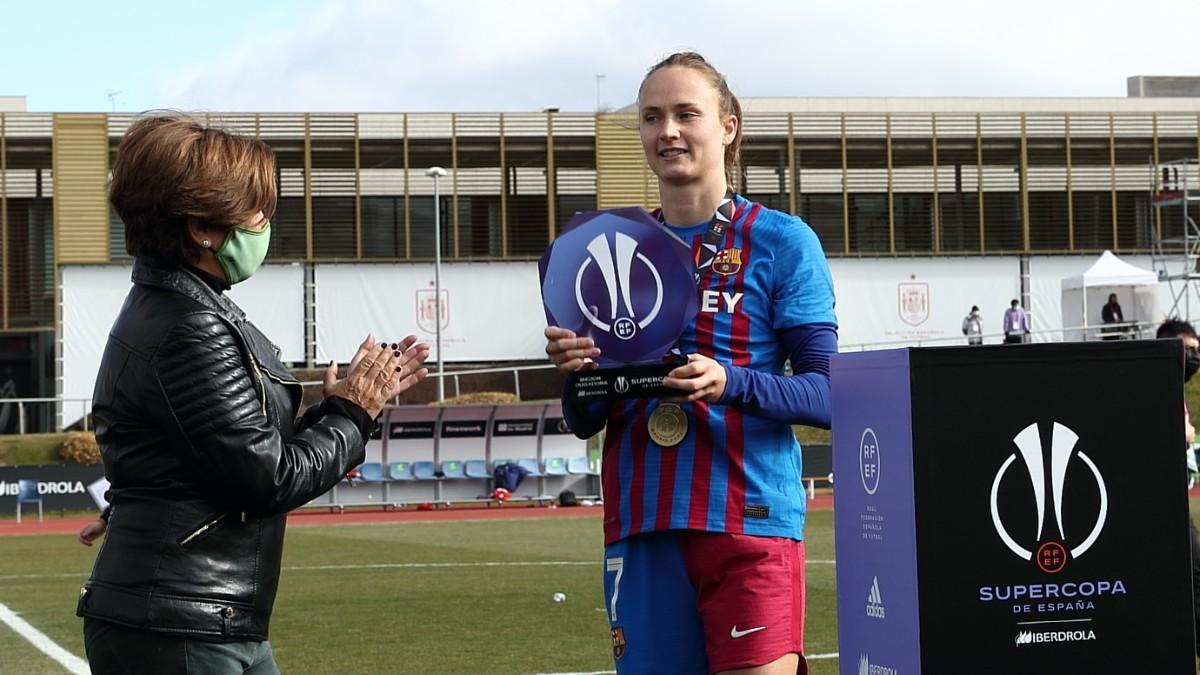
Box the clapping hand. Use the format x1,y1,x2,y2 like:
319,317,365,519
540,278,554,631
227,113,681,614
324,334,430,418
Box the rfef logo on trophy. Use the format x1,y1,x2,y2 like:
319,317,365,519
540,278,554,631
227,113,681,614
575,231,663,341
613,377,630,394
990,422,1108,574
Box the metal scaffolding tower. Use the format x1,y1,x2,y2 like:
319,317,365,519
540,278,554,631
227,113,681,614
1150,158,1200,320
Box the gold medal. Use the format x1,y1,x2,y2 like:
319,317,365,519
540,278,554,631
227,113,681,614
648,403,688,447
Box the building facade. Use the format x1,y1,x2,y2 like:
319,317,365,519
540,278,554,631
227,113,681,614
2,97,1200,429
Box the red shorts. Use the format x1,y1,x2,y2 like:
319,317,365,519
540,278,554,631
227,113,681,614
603,530,807,674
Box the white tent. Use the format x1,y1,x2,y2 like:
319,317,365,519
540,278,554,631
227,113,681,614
1060,250,1160,341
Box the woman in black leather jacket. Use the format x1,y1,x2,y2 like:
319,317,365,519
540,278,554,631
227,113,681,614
76,115,430,674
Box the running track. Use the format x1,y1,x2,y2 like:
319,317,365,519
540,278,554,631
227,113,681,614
0,494,837,537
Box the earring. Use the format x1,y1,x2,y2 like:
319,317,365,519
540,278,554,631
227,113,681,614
202,239,211,248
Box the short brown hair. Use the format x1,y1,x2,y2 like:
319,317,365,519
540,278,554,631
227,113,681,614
639,51,743,189
110,114,277,264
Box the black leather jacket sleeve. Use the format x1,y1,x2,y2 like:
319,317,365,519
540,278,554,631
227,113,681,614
152,311,365,515
297,396,376,440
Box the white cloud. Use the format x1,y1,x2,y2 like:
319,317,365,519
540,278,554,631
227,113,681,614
156,0,1200,112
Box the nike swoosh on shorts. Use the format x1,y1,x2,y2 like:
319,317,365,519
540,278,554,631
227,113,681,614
730,625,767,639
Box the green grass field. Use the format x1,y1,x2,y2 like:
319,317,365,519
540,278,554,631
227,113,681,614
0,510,839,675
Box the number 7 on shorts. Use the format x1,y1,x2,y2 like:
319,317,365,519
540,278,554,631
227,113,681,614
605,556,624,622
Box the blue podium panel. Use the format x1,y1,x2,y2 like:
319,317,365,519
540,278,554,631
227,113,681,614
831,349,922,675
833,342,1194,674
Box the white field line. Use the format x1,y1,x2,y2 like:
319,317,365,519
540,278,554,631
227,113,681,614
0,560,837,582
0,601,88,674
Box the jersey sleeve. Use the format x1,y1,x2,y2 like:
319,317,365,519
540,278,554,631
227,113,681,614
770,217,837,329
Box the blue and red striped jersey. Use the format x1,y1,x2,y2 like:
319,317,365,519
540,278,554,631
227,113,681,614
601,196,837,545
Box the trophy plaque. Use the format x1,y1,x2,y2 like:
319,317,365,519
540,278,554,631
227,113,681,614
539,208,697,402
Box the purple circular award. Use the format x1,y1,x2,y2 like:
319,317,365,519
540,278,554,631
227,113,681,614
540,208,697,401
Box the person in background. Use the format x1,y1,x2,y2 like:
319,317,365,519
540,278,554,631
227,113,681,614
1156,318,1200,657
545,52,836,675
76,114,430,675
962,305,983,346
1002,299,1029,344
1101,293,1125,340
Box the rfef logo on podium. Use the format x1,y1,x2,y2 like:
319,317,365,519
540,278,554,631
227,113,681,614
859,428,880,495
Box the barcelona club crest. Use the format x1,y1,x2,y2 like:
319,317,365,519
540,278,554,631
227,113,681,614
898,282,929,327
711,248,743,276
611,627,627,660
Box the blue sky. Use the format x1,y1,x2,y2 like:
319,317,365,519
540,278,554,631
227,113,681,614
3,0,327,111
5,0,1200,113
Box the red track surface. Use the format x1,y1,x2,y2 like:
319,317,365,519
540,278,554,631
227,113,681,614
0,493,837,537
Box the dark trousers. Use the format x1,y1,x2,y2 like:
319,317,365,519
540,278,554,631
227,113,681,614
1191,518,1200,656
84,618,279,675
1003,334,1024,344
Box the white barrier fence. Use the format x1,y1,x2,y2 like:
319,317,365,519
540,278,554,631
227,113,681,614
0,319,1165,435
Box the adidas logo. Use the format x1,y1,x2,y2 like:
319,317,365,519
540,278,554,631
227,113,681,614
866,576,886,619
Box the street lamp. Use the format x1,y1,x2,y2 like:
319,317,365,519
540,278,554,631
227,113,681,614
426,166,448,401
594,74,606,112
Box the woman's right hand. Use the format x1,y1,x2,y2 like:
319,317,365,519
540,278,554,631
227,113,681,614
325,335,430,418
78,518,106,546
544,326,600,375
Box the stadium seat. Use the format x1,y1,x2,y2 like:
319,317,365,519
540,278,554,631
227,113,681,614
544,457,568,476
567,456,596,475
388,461,414,481
492,458,512,468
463,459,489,479
413,461,437,480
517,458,543,477
441,460,465,479
15,479,42,523
358,463,384,482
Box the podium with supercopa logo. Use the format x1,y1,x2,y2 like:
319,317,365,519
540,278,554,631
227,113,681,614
831,342,1195,674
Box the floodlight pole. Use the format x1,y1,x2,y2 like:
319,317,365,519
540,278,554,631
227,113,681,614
426,167,448,401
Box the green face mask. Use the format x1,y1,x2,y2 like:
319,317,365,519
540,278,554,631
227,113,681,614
214,220,271,285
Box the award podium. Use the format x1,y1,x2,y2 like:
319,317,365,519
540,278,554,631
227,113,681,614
831,341,1195,674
